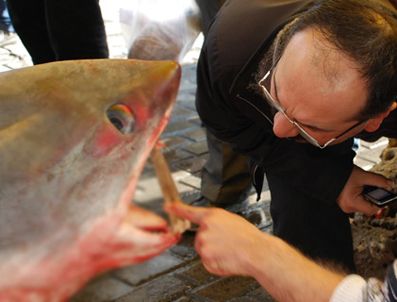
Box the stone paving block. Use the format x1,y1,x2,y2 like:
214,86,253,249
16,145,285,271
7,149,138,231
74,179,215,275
227,298,259,302
170,233,198,260
161,136,188,150
175,182,203,199
181,60,199,73
180,190,202,204
177,91,196,104
165,149,194,165
113,251,184,286
163,121,197,137
173,297,196,302
171,107,197,122
176,261,219,287
192,276,260,302
172,170,194,182
245,287,275,302
179,174,202,190
115,275,189,302
187,116,203,126
181,128,207,143
180,74,197,86
183,141,208,156
174,154,208,174
180,100,198,111
71,275,133,302
179,79,197,92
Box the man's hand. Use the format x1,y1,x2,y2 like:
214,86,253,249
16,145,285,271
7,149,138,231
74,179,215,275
165,203,264,276
167,203,346,302
337,165,393,216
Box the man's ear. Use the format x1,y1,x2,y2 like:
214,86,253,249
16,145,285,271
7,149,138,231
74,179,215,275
364,101,397,132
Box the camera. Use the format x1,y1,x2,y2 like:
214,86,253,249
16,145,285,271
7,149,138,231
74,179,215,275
362,185,397,207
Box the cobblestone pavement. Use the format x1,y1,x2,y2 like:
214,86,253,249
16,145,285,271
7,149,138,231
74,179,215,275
0,1,390,301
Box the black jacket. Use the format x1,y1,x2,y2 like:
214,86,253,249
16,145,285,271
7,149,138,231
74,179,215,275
196,0,397,204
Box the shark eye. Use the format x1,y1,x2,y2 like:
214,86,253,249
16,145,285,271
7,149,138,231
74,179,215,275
106,103,135,134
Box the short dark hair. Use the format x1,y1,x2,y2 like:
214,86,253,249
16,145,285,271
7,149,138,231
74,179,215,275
260,0,397,120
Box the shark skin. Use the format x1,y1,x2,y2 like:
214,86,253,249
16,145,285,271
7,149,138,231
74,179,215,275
0,59,181,301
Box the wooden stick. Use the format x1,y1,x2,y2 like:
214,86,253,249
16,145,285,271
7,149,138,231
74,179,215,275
151,143,190,233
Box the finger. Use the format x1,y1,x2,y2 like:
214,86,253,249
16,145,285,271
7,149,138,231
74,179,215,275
121,221,179,246
130,231,180,263
127,205,168,231
117,224,180,264
354,196,380,216
164,202,210,224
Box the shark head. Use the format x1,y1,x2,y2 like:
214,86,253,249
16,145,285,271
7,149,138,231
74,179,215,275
0,59,181,301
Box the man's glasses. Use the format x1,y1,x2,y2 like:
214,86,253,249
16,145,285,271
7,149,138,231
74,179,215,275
258,68,364,149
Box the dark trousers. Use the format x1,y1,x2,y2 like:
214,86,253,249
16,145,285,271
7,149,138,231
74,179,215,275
7,0,108,64
267,172,355,271
201,130,252,205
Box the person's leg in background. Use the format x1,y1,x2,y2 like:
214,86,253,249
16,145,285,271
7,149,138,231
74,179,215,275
195,0,252,206
7,0,56,64
45,0,108,60
267,172,356,272
7,0,108,64
201,130,252,206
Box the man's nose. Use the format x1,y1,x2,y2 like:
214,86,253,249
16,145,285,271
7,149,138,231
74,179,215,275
272,112,299,138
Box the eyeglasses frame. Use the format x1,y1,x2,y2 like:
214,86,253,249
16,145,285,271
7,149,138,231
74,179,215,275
258,68,365,149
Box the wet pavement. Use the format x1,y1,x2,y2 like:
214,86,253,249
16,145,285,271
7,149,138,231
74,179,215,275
0,1,389,301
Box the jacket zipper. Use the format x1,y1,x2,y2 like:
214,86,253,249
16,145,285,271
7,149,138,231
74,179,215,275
236,94,274,126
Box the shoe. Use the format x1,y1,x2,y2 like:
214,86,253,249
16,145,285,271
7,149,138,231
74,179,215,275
238,199,273,230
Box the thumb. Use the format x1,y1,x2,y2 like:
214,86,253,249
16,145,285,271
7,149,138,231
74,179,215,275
354,195,380,216
165,202,209,224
